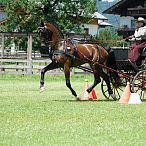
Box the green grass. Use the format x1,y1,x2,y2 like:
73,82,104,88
0,74,146,146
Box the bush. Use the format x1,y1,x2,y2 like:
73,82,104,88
95,27,128,48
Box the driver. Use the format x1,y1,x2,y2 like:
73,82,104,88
126,17,146,66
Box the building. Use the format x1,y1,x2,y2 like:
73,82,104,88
80,12,112,36
103,0,146,37
96,0,120,28
0,3,7,26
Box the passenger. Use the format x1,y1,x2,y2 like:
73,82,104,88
126,17,146,66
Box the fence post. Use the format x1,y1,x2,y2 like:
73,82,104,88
1,34,4,58
27,34,32,74
0,34,5,72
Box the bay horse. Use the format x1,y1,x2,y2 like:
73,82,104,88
38,21,116,100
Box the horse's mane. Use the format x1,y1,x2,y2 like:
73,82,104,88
45,21,64,39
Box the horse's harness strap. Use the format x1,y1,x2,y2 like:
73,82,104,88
96,45,104,64
50,40,103,66
53,50,65,55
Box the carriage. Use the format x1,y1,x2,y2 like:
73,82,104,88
101,47,146,100
38,21,146,101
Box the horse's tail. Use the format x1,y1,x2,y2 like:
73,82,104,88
106,47,117,69
106,47,120,83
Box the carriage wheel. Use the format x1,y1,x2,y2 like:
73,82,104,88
101,76,127,100
131,70,146,100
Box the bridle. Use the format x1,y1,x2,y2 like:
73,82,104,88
38,25,70,57
38,26,53,45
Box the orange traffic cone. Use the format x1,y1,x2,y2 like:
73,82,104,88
119,82,131,104
80,79,97,100
89,89,97,100
80,79,89,100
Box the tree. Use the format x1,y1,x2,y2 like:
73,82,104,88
3,0,96,32
95,28,124,47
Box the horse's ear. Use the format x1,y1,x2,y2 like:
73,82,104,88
41,20,44,27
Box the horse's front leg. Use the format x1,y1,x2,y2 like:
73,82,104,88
64,61,77,98
40,62,58,92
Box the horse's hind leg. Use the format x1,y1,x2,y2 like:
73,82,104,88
40,62,58,92
100,70,113,94
64,61,77,98
87,64,116,99
98,67,117,100
86,67,101,93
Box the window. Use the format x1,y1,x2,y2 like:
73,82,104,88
144,0,146,7
131,19,136,29
84,28,89,34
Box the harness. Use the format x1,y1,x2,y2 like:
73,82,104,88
45,38,104,68
38,26,103,67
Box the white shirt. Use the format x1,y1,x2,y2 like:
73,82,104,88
129,26,146,41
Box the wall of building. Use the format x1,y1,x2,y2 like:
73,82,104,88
82,24,98,36
0,12,7,21
120,16,135,29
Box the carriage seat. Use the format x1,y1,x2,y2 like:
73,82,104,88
111,46,146,73
141,47,146,57
111,47,128,61
111,47,139,72
112,46,146,60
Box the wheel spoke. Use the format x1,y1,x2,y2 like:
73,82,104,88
101,79,124,100
116,87,123,92
115,88,121,99
104,89,109,94
132,70,146,101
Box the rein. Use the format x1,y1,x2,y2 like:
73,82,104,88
68,41,136,79
43,39,67,44
73,38,126,43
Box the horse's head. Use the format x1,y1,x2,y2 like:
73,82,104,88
38,21,64,49
38,21,53,47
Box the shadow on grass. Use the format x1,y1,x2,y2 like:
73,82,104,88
51,99,116,102
141,99,146,102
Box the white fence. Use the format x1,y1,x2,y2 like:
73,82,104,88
0,58,90,75
0,32,91,75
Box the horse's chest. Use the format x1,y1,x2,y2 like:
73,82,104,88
52,53,67,64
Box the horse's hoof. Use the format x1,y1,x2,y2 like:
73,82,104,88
110,94,117,101
76,94,80,101
40,87,45,93
72,92,77,97
76,97,81,101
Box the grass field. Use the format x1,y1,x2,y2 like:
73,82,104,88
0,74,146,146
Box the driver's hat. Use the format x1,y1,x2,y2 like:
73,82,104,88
137,17,145,23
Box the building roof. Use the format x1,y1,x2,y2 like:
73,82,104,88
98,21,112,27
0,3,6,12
103,0,145,16
0,19,9,26
92,12,108,20
73,11,108,25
